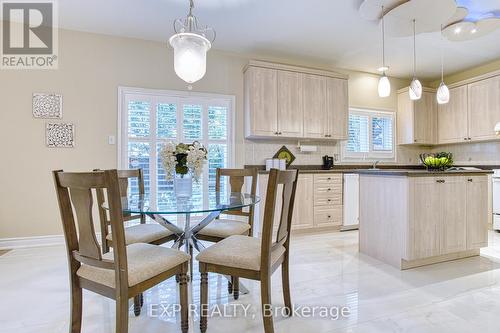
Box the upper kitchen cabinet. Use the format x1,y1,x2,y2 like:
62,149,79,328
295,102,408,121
277,70,304,137
468,75,500,142
438,86,469,144
244,60,349,140
397,88,437,145
244,66,278,137
302,74,327,138
327,78,349,140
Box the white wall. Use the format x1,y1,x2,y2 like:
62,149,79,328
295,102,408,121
0,28,417,239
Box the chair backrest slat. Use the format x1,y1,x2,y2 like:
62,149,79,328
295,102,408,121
216,168,258,229
260,169,299,271
69,187,102,260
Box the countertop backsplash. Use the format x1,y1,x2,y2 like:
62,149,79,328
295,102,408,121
244,139,426,166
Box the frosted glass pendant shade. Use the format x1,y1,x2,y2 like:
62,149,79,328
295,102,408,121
378,74,391,97
169,32,211,84
409,78,422,100
436,81,450,104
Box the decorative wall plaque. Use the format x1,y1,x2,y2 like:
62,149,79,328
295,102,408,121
33,93,63,118
46,123,74,148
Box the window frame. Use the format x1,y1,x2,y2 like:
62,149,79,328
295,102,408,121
342,107,396,162
117,86,235,205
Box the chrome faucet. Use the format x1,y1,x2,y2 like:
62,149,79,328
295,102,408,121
372,161,380,169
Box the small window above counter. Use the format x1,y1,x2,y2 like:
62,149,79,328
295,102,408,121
244,60,349,140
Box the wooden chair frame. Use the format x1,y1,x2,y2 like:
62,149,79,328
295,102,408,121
53,169,189,333
195,167,258,298
199,168,299,333
95,168,176,255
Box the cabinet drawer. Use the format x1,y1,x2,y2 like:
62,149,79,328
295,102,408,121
314,184,342,195
314,194,342,206
314,174,342,185
314,206,342,227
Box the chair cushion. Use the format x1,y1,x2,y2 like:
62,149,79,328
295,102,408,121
197,219,251,238
196,235,286,271
77,243,190,288
106,223,174,245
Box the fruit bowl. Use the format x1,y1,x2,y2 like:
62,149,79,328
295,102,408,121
420,152,453,171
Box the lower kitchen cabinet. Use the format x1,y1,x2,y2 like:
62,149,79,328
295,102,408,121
257,172,343,233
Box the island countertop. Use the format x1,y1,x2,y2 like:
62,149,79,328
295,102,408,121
355,169,493,176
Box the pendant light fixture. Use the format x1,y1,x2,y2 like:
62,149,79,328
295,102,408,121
409,19,422,101
169,0,215,85
437,25,450,104
378,6,391,98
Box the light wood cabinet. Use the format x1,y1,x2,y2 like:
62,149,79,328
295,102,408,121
437,86,469,144
409,177,441,259
244,66,278,137
291,174,314,230
468,76,500,141
302,74,327,138
244,61,349,140
397,89,437,145
439,177,467,255
257,172,343,233
277,71,304,137
466,176,489,249
360,173,490,270
327,78,349,139
409,175,485,260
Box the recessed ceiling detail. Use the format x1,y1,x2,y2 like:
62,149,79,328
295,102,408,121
359,0,500,41
382,0,457,37
443,15,500,41
358,0,407,20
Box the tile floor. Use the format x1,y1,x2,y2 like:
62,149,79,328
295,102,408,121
3,230,500,332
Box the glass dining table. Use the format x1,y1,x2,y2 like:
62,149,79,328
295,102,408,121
121,191,260,254
116,191,260,290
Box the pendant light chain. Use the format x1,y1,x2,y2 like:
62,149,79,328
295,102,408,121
382,6,386,72
413,19,416,78
440,25,444,82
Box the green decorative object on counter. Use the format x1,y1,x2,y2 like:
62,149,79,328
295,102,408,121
420,152,453,171
273,146,295,168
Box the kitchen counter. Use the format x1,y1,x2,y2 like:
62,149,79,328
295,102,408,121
245,165,427,174
359,171,490,270
355,169,493,176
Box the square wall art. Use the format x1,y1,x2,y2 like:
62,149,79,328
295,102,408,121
33,93,63,118
46,123,74,148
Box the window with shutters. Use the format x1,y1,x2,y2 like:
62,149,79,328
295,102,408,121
343,108,395,161
118,87,234,206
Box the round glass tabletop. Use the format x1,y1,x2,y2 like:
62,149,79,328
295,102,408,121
118,191,260,215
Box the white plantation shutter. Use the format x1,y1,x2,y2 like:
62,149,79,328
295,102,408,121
344,108,395,160
347,114,369,153
120,88,234,206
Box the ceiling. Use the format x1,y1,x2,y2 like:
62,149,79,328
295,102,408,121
58,0,500,80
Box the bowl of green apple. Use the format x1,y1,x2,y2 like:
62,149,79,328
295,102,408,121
420,152,453,171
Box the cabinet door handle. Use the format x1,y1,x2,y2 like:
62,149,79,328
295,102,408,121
464,138,468,141
468,178,473,182
436,179,445,183
274,131,278,135
327,215,332,218
327,177,331,180
327,188,331,191
327,199,332,202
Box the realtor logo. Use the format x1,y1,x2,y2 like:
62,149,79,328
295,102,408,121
1,0,58,69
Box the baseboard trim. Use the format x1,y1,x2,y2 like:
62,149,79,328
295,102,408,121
0,235,65,250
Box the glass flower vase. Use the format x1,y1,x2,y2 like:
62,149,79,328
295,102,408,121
174,172,192,198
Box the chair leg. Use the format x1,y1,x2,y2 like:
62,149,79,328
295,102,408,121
261,276,274,333
133,294,141,317
228,276,233,294
281,256,292,316
69,280,82,333
200,270,209,333
233,276,240,300
179,269,189,333
115,295,129,333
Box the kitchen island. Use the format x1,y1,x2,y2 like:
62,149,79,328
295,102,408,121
357,169,492,270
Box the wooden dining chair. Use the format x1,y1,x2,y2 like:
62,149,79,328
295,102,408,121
53,169,190,333
95,169,176,254
196,168,299,333
196,168,258,298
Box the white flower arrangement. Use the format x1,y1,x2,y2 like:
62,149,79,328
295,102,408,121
159,141,207,181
